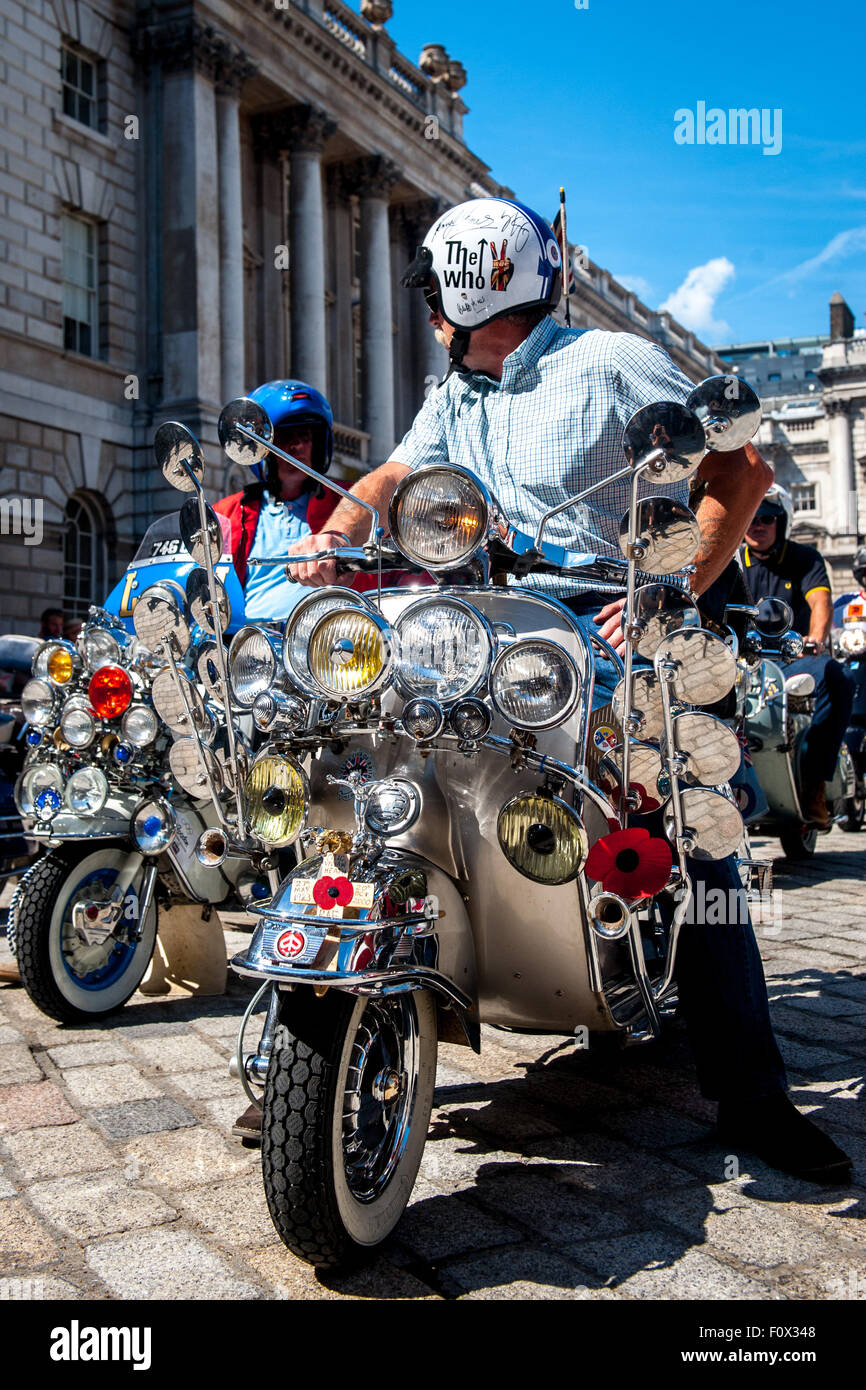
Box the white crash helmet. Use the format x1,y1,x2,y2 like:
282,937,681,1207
757,482,794,541
402,197,562,366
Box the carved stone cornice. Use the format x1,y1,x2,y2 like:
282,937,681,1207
825,398,852,418
287,105,338,155
337,154,402,201
394,195,446,242
133,18,258,89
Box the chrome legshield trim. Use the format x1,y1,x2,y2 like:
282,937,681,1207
229,955,473,1010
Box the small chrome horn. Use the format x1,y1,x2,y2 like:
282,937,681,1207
589,892,632,940
196,826,228,867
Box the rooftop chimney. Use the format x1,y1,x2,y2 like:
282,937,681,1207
830,291,854,341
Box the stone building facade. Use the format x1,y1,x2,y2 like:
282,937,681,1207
1,0,722,631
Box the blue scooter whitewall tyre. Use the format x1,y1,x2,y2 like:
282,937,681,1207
14,846,157,1022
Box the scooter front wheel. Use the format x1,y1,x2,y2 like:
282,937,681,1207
261,986,437,1268
14,846,158,1022
779,824,818,859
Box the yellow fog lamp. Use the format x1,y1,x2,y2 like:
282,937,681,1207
243,753,309,848
497,792,588,885
306,607,392,699
34,641,79,686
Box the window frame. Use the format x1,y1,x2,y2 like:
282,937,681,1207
61,212,99,359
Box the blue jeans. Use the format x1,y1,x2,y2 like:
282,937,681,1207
783,653,854,783
567,594,787,1101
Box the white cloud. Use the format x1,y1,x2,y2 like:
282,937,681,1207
612,273,654,303
659,257,735,338
762,225,866,289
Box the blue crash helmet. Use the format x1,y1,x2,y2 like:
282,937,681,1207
247,379,334,481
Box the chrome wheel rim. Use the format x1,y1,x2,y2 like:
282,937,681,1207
341,996,419,1203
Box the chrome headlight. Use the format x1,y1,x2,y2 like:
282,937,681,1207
122,703,159,748
243,753,308,847
228,625,282,708
497,793,588,884
132,796,177,854
393,597,493,702
81,628,121,671
33,640,80,686
282,588,370,696
16,763,64,817
841,626,866,655
489,639,579,730
65,766,108,815
307,607,392,699
389,465,490,570
60,697,97,750
22,678,57,727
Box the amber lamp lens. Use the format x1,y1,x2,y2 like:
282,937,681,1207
88,665,133,719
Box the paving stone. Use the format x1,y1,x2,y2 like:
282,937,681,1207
0,1274,85,1300
27,1170,176,1240
92,1097,198,1139
122,1126,258,1190
123,1034,227,1072
0,1025,24,1044
388,1189,520,1263
777,1039,852,1073
523,1131,698,1195
0,1174,16,1197
562,1230,776,1298
594,1104,709,1149
473,1167,632,1245
700,1204,866,1282
202,1096,246,1132
59,1063,164,1107
773,992,866,1019
1,1121,116,1182
437,1245,610,1300
0,1198,59,1266
113,1019,194,1039
46,1039,131,1069
169,1068,237,1099
0,1081,77,1134
243,1244,441,1300
85,1225,260,1300
174,1173,278,1247
192,1014,248,1040
0,1044,42,1087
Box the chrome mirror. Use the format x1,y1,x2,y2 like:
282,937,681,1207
218,397,273,467
686,376,761,453
779,631,804,661
656,627,737,705
669,712,742,785
622,402,706,485
754,597,793,638
151,668,207,737
179,498,222,569
612,668,665,740
628,584,700,659
599,741,670,814
132,583,190,654
618,497,701,574
195,640,224,702
665,787,744,861
212,730,248,795
169,738,223,798
154,422,205,493
186,568,231,635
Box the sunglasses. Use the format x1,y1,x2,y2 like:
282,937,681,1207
752,512,778,524
423,284,441,315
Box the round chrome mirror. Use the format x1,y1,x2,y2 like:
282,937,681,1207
179,497,222,569
656,627,738,705
132,583,190,654
665,786,744,861
622,401,706,485
195,640,224,701
154,421,205,493
669,712,742,785
779,631,804,662
151,667,207,736
754,596,793,638
618,497,702,574
599,741,670,815
218,397,273,467
612,668,665,740
686,376,762,453
628,584,700,659
186,567,231,635
168,738,222,798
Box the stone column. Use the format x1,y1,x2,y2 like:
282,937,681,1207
827,399,856,535
286,106,336,394
342,156,402,464
406,198,448,393
215,52,257,402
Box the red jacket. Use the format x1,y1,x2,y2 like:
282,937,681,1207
213,487,428,596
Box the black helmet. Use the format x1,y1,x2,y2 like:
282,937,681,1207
854,545,866,589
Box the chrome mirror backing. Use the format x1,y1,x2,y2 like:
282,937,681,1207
612,668,666,740
186,567,231,635
622,401,706,485
686,376,762,453
754,596,793,638
169,738,222,798
132,583,190,654
656,626,737,705
180,497,223,569
218,397,273,467
618,497,701,574
154,421,205,493
669,712,742,785
152,667,207,737
628,584,700,660
665,787,744,861
195,640,224,701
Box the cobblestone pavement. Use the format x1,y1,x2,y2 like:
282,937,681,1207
1,827,865,1302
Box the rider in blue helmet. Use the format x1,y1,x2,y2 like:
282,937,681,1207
214,379,340,621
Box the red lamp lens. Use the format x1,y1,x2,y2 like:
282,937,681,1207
88,665,132,719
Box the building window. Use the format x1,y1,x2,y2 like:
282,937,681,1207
767,372,781,382
64,494,110,618
61,45,99,128
62,214,98,357
792,483,817,514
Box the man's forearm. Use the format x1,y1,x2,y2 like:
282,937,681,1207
691,441,772,595
806,592,833,645
321,459,410,542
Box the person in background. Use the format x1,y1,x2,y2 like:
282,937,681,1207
63,620,83,644
739,484,854,827
38,608,64,640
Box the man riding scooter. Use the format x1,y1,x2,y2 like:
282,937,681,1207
739,485,854,828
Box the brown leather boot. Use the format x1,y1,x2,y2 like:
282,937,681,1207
0,961,21,985
801,781,831,829
231,1101,263,1147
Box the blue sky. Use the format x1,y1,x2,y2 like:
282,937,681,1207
374,0,865,347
